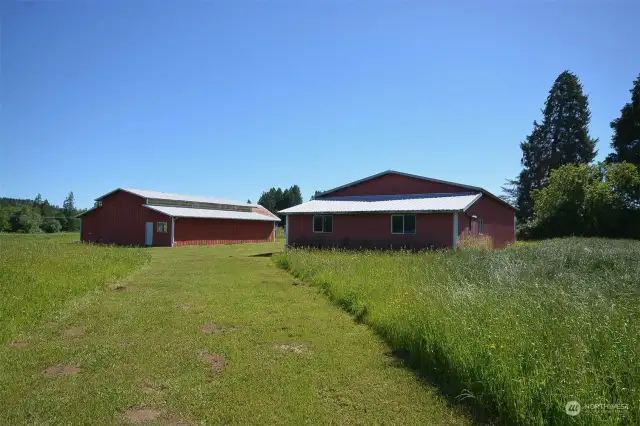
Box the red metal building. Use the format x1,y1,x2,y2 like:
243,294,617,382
279,170,516,249
78,188,280,247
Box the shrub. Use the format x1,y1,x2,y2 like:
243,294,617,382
41,218,62,233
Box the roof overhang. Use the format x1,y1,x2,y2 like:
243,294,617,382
75,206,99,217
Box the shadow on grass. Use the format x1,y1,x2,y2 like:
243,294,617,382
291,276,501,425
379,337,497,425
249,252,275,258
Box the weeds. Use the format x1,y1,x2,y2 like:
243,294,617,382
274,238,639,425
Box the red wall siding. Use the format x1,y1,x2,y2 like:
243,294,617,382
319,174,471,198
81,208,102,242
288,213,453,249
465,196,516,248
142,208,172,247
80,189,276,247
80,191,146,245
174,218,274,246
80,190,172,246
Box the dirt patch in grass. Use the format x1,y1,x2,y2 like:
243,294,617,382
200,323,223,334
119,341,133,348
141,381,167,394
43,364,82,377
63,327,84,338
200,352,227,374
123,408,162,424
292,281,306,286
8,341,28,348
179,304,192,310
114,285,132,292
275,343,308,354
200,323,239,334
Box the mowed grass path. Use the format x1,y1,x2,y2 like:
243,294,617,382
1,240,470,425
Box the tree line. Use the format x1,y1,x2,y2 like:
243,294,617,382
257,185,303,225
0,192,85,233
503,71,640,239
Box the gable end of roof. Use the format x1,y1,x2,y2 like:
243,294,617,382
316,170,516,211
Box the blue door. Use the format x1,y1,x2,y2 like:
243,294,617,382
145,222,153,246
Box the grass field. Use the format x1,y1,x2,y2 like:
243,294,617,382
0,234,470,425
0,233,150,342
275,238,639,425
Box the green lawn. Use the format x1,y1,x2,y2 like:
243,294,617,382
0,234,470,425
275,239,639,425
0,233,150,341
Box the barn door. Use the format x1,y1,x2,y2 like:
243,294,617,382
145,222,154,246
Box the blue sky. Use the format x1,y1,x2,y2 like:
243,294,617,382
2,1,639,209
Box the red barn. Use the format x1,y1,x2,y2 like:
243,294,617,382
279,170,516,249
78,188,280,247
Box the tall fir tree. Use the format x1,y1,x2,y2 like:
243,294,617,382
541,71,598,175
62,191,80,231
62,191,76,216
505,71,598,222
606,73,640,166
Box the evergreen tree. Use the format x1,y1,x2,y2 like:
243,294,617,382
506,71,597,223
607,74,640,166
62,192,80,231
540,71,597,174
287,185,303,206
258,189,278,213
310,190,323,201
62,192,76,216
258,185,303,214
247,199,251,204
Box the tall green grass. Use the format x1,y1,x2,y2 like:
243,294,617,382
275,238,639,425
0,233,150,341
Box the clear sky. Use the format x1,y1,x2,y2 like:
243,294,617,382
2,1,639,209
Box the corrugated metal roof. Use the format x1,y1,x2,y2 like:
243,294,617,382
144,205,280,222
96,188,258,208
278,193,482,214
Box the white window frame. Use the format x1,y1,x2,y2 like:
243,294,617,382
157,222,168,233
391,214,416,235
312,215,333,233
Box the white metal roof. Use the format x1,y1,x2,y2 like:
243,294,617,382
278,193,482,214
96,188,259,208
144,205,281,222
